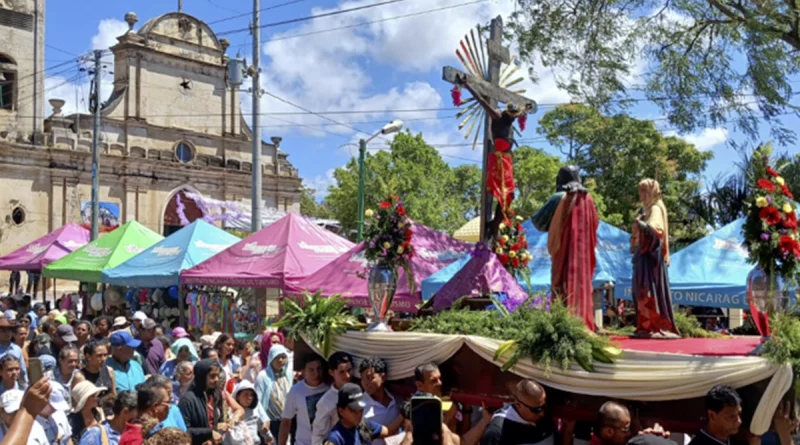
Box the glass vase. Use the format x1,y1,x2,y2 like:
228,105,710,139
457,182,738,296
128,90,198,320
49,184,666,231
367,260,397,331
747,267,787,313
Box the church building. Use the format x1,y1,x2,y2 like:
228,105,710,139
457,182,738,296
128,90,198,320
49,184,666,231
0,4,303,268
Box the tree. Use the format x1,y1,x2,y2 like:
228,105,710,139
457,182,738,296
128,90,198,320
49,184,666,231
299,186,331,219
538,104,713,242
509,0,800,144
450,164,482,220
513,146,563,219
324,132,477,239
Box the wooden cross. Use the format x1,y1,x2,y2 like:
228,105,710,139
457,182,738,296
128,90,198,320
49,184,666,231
442,16,537,242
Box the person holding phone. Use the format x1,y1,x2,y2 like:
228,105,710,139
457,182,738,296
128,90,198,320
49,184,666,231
480,379,558,445
324,383,395,445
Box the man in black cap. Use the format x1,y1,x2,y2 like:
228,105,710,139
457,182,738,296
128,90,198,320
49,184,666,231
324,383,396,445
51,324,77,360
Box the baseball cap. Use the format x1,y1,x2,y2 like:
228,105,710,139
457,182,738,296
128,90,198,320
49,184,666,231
1,389,23,413
112,316,128,328
109,331,141,348
141,318,157,330
53,315,68,326
337,383,367,411
172,327,189,339
131,311,147,322
56,325,78,343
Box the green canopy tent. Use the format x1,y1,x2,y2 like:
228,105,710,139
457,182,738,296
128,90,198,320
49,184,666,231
43,220,163,283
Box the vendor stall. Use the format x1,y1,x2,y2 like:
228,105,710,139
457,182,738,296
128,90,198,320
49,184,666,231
286,222,471,312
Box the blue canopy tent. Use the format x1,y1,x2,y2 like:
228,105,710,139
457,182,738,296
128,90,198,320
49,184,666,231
613,219,752,309
102,220,240,288
422,221,632,299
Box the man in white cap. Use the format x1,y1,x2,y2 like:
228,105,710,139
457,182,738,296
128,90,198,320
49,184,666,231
36,381,72,445
130,311,147,337
0,388,49,443
112,316,129,333
137,318,165,376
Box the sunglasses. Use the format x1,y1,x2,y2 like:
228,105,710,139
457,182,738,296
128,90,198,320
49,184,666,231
515,397,547,414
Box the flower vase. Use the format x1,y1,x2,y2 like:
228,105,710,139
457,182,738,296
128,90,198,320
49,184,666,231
746,266,787,337
367,261,397,331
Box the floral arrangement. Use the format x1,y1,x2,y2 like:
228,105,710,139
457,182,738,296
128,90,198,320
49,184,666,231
364,194,414,264
494,211,532,276
743,145,799,282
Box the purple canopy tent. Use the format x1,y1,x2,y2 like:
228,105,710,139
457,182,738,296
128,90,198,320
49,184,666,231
285,222,472,313
0,222,90,299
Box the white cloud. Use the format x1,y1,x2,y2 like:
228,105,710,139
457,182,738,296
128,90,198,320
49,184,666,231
304,169,337,199
91,19,128,50
683,127,729,151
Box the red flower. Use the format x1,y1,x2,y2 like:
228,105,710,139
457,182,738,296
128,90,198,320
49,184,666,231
405,230,413,241
782,184,794,199
522,257,530,266
498,237,506,247
760,206,782,226
379,201,391,209
402,241,411,249
498,254,509,266
778,236,800,257
767,167,780,178
516,223,523,232
508,209,516,217
397,206,406,216
783,212,798,230
757,179,776,193
510,242,522,251
512,257,521,268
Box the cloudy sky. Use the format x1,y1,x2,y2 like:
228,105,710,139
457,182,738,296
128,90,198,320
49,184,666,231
41,0,794,200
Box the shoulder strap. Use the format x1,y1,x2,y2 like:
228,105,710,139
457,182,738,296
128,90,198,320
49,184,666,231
99,424,110,445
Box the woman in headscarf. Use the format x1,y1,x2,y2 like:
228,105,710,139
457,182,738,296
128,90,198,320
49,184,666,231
160,338,198,380
631,178,679,338
254,343,291,440
178,359,245,445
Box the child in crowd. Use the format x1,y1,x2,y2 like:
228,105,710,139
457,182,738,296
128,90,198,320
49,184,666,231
232,380,273,445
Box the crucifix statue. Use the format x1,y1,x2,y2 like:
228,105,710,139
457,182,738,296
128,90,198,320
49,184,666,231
442,16,537,242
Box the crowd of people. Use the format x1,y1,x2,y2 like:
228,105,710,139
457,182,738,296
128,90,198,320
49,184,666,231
0,293,794,445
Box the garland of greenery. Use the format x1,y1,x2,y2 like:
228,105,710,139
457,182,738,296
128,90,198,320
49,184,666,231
410,297,620,373
761,312,800,375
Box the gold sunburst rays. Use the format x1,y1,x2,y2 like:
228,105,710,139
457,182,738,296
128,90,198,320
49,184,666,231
455,28,528,150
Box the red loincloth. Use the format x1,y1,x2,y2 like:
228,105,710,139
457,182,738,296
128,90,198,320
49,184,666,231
552,193,599,329
488,138,514,215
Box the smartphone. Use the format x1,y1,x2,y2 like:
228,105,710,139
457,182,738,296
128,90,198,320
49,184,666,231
412,395,443,445
29,357,44,384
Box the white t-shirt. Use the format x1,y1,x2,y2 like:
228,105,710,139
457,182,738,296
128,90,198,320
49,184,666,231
364,392,400,445
0,417,49,444
37,411,72,445
311,386,340,445
282,380,330,445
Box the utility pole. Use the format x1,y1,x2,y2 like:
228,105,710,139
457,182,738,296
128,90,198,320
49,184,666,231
356,138,367,242
251,0,262,232
90,50,102,241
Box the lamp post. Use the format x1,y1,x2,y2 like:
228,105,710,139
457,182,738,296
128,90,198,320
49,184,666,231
356,120,404,242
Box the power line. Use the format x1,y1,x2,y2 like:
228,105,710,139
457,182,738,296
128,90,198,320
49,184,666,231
217,0,412,36
45,44,80,58
262,90,374,136
207,0,309,25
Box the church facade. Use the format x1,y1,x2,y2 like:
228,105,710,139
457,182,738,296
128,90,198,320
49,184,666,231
0,6,303,269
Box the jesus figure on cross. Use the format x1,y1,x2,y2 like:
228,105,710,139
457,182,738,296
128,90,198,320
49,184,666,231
457,75,531,230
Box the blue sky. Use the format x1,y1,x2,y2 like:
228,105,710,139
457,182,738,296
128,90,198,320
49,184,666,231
42,0,799,201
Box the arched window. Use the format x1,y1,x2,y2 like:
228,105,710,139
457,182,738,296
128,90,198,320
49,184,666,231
0,54,17,111
174,141,195,163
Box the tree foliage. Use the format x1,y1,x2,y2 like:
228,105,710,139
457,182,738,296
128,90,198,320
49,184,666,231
299,186,332,219
538,104,713,242
509,0,800,143
324,132,477,238
513,146,564,219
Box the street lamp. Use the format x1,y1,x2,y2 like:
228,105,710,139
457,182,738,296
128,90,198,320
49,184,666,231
357,120,404,242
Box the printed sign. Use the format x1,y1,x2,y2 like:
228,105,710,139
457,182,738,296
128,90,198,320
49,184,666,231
81,201,120,233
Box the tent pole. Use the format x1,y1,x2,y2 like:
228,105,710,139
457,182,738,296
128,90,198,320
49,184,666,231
101,283,106,317
178,285,186,329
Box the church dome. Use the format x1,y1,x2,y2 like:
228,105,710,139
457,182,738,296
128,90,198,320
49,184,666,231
137,12,224,54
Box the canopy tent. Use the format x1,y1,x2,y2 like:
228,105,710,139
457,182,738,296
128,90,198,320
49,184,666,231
43,221,163,283
0,223,89,271
614,218,754,309
180,213,354,288
422,255,471,301
286,222,472,312
102,220,240,288
432,251,528,312
453,217,481,242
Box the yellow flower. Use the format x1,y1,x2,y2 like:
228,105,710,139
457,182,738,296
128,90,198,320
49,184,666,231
397,247,404,254
515,215,524,221
499,223,506,230
508,251,517,258
501,235,510,243
364,209,374,217
756,197,768,208
495,247,504,255
382,242,391,249
784,204,793,214
776,177,785,186
397,222,404,228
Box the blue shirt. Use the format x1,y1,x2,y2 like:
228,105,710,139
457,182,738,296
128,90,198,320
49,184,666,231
159,405,187,432
325,420,382,445
78,422,120,445
0,343,27,385
28,310,38,330
107,357,145,392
